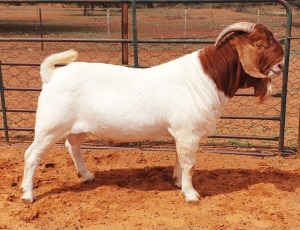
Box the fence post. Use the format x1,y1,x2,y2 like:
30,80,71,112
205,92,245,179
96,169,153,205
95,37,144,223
38,8,44,51
131,0,139,68
122,3,129,65
83,3,87,16
0,62,9,144
297,106,300,158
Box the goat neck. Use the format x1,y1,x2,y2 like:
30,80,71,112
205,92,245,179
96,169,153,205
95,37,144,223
198,41,245,98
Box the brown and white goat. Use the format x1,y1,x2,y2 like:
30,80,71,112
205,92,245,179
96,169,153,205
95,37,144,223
21,22,284,204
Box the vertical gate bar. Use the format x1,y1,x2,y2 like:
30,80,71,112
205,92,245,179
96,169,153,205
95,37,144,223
39,8,44,51
131,0,139,67
122,3,129,65
297,106,300,157
84,3,87,16
278,0,292,154
0,62,9,144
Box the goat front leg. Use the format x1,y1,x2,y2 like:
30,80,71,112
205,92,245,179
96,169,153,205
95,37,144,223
175,137,200,204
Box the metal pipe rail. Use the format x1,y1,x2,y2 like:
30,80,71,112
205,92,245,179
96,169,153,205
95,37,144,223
0,0,292,3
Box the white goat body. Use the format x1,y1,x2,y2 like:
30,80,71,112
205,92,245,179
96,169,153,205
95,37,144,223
21,50,225,204
38,50,225,143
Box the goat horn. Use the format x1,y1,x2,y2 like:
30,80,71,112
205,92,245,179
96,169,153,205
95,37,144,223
215,22,256,47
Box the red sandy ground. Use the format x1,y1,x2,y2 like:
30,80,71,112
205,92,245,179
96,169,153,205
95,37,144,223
0,145,299,229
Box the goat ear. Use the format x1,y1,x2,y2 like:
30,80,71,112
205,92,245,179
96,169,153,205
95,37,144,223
233,39,268,79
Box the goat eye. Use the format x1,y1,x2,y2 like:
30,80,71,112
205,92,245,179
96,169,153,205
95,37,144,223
255,43,264,49
255,40,269,50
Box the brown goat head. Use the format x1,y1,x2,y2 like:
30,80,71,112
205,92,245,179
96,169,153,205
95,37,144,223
200,22,284,101
229,24,284,79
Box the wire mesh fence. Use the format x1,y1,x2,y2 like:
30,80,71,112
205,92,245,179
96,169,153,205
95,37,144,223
285,38,300,149
0,2,298,154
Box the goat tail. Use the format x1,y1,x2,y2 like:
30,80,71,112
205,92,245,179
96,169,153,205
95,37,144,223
40,49,78,84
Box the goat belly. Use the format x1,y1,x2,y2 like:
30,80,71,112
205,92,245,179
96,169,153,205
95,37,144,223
36,51,226,142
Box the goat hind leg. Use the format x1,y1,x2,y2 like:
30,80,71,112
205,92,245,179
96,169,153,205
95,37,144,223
173,153,182,188
66,133,95,182
21,139,56,203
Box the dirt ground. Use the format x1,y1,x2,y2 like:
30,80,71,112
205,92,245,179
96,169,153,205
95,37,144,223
0,145,299,229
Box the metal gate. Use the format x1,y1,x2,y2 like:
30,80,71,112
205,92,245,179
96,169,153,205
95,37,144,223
0,0,296,156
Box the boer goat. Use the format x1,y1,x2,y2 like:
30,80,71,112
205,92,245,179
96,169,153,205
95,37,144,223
21,22,284,204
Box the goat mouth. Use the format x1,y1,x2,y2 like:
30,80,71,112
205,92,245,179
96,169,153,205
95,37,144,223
269,68,282,76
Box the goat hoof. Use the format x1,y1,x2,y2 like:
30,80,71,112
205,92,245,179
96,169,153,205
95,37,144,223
187,199,200,206
21,194,35,204
173,177,181,188
184,195,200,205
82,171,95,182
22,199,34,205
182,188,200,205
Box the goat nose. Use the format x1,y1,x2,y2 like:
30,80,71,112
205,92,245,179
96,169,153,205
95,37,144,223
278,63,284,69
